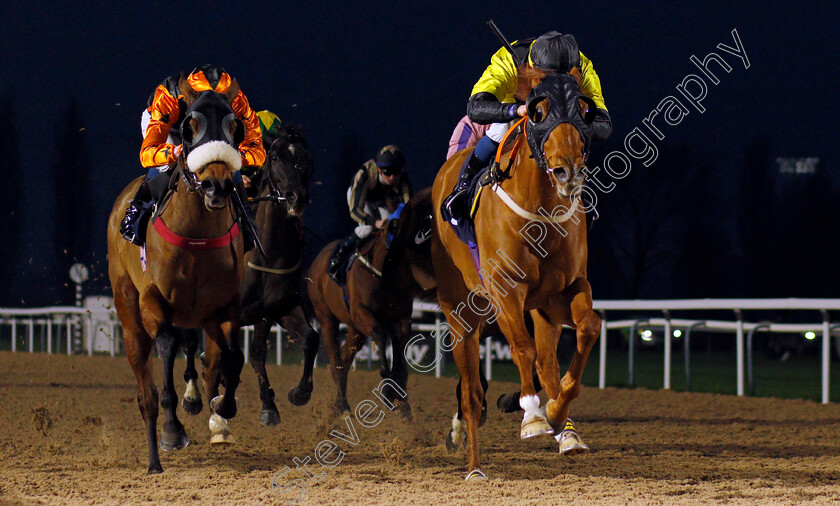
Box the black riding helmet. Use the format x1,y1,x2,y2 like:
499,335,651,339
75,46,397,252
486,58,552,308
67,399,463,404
374,145,405,175
529,31,581,73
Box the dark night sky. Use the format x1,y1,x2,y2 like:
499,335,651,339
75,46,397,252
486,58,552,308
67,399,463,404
1,1,838,303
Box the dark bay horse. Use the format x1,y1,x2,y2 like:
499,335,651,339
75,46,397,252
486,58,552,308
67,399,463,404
431,71,600,479
239,124,320,425
306,189,434,418
107,77,248,473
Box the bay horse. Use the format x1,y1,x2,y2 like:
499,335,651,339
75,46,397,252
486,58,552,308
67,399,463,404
306,189,435,418
107,76,248,474
239,124,320,425
431,70,600,479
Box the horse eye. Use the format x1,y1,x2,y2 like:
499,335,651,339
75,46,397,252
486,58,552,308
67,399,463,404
271,155,278,161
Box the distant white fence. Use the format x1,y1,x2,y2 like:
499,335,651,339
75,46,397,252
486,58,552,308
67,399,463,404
594,299,840,404
2,298,838,403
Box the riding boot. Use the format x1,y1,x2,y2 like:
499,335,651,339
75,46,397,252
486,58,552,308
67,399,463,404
441,135,498,226
120,177,154,245
233,173,259,253
327,233,358,279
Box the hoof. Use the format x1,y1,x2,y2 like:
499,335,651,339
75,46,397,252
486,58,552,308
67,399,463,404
520,414,554,439
334,400,352,415
445,430,464,452
147,462,164,475
259,409,281,427
396,400,413,421
210,432,236,445
160,427,189,452
209,413,236,445
557,419,589,456
182,397,203,416
288,385,312,407
465,468,487,481
496,393,521,413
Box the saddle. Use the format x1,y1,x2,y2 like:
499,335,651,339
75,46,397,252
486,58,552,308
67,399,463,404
327,234,376,286
449,122,525,247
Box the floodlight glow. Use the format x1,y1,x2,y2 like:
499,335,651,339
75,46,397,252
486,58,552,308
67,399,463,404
805,331,816,340
673,330,682,338
641,330,653,342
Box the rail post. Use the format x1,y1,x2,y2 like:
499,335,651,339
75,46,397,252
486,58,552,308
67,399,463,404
821,309,831,404
598,310,607,389
663,310,671,389
735,309,744,396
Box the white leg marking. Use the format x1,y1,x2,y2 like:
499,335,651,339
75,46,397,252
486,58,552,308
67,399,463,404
184,379,199,401
451,412,466,447
519,394,541,422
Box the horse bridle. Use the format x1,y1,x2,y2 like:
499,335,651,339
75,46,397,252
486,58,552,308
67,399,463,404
249,138,288,205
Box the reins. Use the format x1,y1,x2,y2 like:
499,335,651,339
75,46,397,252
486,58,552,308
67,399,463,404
487,116,580,225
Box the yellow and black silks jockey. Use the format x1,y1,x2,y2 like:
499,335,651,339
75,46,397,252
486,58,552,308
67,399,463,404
441,31,612,226
120,65,266,249
327,145,413,280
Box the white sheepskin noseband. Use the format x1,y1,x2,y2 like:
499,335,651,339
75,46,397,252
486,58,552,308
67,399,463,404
186,140,242,172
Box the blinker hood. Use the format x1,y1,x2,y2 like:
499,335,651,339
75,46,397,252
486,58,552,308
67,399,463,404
525,73,596,172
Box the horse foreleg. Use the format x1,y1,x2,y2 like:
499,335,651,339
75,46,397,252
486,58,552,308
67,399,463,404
249,320,280,426
181,328,203,415
334,327,366,413
545,278,600,455
155,325,189,452
445,369,488,452
494,298,550,440
279,305,319,406
204,316,244,445
386,317,413,419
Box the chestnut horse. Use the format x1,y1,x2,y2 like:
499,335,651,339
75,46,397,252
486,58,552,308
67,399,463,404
306,189,434,418
107,77,247,474
431,71,600,479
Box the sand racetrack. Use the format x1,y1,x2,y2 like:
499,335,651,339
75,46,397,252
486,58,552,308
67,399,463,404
2,351,840,505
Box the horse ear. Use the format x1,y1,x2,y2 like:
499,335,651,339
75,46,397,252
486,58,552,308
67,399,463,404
224,78,240,104
179,74,198,105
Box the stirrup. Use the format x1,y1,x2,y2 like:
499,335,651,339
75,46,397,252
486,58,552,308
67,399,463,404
441,189,469,226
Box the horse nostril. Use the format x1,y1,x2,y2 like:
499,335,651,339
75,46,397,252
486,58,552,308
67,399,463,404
553,167,571,182
201,179,216,196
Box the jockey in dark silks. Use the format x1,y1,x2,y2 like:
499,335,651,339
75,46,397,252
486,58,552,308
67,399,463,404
120,64,265,250
327,145,413,278
441,31,612,226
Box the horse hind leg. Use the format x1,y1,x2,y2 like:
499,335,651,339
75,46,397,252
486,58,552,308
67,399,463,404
249,320,280,426
280,305,319,406
181,328,203,415
156,325,189,452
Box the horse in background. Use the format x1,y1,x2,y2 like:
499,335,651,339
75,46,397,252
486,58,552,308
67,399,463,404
431,70,601,479
107,77,248,473
306,189,435,418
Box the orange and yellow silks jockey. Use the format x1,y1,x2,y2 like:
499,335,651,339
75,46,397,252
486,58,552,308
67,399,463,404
441,30,612,227
121,65,265,250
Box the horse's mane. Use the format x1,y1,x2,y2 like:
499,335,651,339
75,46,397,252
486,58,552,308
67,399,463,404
515,66,583,101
